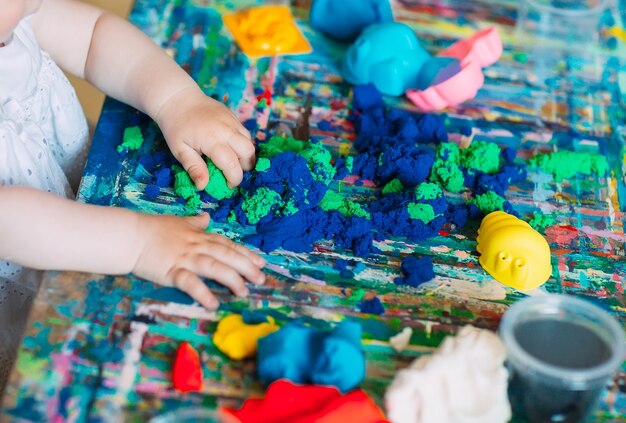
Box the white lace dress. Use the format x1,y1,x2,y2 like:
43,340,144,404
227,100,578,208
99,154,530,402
0,18,89,394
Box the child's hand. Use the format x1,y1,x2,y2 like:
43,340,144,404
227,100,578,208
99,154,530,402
155,87,255,190
133,213,266,309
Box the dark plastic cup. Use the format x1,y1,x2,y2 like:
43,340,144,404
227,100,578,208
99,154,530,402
500,295,625,422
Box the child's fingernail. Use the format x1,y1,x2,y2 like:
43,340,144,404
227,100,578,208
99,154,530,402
256,274,266,285
239,287,250,297
208,299,220,309
254,256,266,267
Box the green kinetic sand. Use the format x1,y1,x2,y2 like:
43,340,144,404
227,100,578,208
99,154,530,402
320,191,370,219
260,135,336,184
430,142,465,193
116,126,144,153
242,188,283,224
528,212,557,232
407,203,436,223
460,141,501,174
471,191,506,214
382,179,403,195
529,151,609,181
415,182,443,200
255,158,271,172
173,165,201,208
205,159,236,200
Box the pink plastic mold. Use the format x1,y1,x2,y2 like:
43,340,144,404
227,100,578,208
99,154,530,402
406,27,503,112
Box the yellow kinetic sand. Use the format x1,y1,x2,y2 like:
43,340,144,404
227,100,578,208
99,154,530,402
213,314,279,360
223,5,312,57
476,211,551,290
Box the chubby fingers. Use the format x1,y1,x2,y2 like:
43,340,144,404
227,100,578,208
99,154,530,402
228,129,256,172
202,141,242,187
171,269,220,309
205,233,266,268
169,238,266,310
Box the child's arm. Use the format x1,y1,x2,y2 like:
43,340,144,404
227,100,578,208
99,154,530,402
0,186,265,309
30,0,255,190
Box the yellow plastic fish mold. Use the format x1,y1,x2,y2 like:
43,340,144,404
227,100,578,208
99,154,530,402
213,314,279,360
477,211,551,290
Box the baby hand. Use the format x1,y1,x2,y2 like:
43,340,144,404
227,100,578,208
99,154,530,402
133,213,265,309
156,87,255,190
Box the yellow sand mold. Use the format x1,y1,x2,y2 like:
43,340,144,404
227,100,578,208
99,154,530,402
477,211,551,290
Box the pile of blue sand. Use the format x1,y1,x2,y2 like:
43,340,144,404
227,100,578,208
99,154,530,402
394,256,435,287
359,296,385,315
161,83,526,259
257,321,365,393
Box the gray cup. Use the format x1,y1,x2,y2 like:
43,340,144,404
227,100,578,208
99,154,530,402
500,294,625,422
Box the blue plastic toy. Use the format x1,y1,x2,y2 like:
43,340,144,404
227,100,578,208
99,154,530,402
257,321,365,393
309,0,393,42
342,22,462,96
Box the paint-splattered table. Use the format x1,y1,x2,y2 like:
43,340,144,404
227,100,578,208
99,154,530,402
3,0,626,421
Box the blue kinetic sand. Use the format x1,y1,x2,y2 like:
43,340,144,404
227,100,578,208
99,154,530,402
257,321,365,393
309,0,393,42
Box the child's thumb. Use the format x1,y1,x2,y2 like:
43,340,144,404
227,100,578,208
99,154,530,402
186,213,211,230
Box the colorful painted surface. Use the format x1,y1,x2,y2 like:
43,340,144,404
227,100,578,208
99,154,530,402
2,0,626,421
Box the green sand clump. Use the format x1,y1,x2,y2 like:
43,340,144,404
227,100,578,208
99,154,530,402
430,142,465,193
407,202,436,223
173,165,201,208
320,191,370,219
528,212,557,232
415,182,443,200
529,151,609,181
117,126,144,153
242,187,283,224
471,191,506,214
205,160,236,200
261,135,336,184
460,141,501,174
300,144,337,184
255,157,271,172
382,178,403,195
259,135,306,157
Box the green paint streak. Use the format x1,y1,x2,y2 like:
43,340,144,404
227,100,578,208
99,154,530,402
149,321,215,346
320,191,370,219
242,188,282,224
415,182,443,200
205,159,236,200
15,351,46,377
116,126,143,153
471,191,506,214
407,202,436,223
513,52,528,64
382,178,403,195
528,150,609,181
460,141,501,174
528,212,557,232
